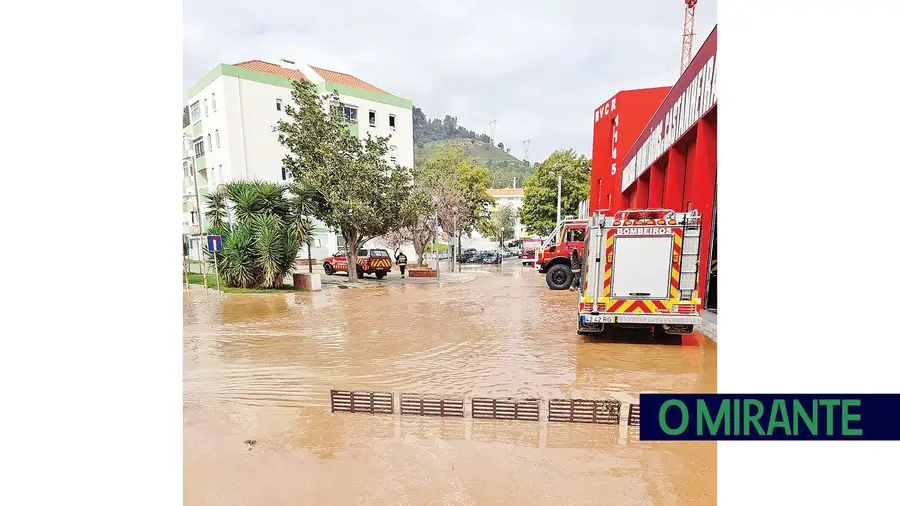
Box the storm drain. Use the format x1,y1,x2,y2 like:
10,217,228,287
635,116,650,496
471,397,540,421
548,399,621,425
330,389,394,414
399,393,464,417
627,404,640,426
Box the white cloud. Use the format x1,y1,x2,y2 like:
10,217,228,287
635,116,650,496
184,0,717,162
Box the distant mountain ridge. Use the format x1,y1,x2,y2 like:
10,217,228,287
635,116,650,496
412,107,534,188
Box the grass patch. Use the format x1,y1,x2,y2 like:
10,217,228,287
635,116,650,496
184,273,307,293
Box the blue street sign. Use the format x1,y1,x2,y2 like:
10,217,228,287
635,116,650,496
207,235,223,252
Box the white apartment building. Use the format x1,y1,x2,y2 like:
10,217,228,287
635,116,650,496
182,59,414,259
463,188,532,251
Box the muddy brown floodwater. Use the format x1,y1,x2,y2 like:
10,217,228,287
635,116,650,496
184,263,717,506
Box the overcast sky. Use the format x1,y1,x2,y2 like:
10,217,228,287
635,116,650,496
184,0,717,163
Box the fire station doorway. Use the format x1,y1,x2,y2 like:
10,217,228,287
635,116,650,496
704,182,718,312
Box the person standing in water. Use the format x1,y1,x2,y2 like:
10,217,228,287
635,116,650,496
396,250,408,278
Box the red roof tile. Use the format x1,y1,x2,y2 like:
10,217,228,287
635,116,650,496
233,60,308,82
231,60,393,96
309,65,391,95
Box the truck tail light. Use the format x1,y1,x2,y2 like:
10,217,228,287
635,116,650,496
673,304,696,314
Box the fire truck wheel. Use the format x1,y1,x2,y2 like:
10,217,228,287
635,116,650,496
375,271,386,279
356,265,364,279
323,263,334,275
546,264,573,290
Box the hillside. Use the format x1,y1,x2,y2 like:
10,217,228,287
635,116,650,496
413,107,533,187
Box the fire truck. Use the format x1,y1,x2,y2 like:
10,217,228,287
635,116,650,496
576,209,703,336
535,219,588,289
519,238,544,267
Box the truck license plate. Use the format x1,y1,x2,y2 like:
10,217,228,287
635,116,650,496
583,314,615,324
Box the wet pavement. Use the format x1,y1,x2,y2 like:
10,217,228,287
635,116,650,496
184,262,717,505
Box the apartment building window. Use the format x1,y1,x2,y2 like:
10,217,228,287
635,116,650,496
341,104,358,123
190,101,201,123
207,133,212,151
218,165,223,184
389,114,396,131
281,167,288,181
390,145,398,163
210,166,216,186
204,99,208,117
215,130,220,147
276,99,282,111
190,211,199,225
369,110,376,127
211,93,217,112
193,138,205,157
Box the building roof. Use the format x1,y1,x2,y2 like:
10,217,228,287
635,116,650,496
309,66,391,95
233,60,392,96
488,188,525,198
233,60,309,82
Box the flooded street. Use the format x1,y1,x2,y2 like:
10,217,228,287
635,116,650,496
184,263,717,505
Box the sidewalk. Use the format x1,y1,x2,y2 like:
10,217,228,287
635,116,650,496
698,309,717,342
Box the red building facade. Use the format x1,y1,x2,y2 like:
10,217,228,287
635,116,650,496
590,26,718,309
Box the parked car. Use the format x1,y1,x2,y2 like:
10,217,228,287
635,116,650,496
481,251,503,264
457,248,478,263
322,248,393,279
465,252,488,263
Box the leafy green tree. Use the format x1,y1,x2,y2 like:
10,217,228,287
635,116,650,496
520,149,591,236
276,79,412,282
203,181,303,289
479,204,517,245
497,142,504,151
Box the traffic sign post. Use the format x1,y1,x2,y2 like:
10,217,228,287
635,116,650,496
207,235,223,292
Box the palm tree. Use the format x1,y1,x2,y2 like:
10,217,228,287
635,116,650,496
202,180,301,289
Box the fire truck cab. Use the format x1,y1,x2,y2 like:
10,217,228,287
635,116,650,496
536,219,588,290
576,209,703,336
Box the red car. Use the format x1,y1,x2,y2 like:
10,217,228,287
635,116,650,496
323,248,393,279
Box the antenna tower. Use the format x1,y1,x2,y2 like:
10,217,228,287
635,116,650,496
680,0,698,75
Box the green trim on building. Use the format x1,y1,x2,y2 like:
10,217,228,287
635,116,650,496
183,201,189,212
187,64,412,109
187,65,224,98
195,156,206,171
192,121,202,137
348,123,359,138
320,82,413,109
312,228,330,234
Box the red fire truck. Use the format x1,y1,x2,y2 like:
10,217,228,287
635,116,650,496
519,238,544,267
535,219,588,290
575,209,703,336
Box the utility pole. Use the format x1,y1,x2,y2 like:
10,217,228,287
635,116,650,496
522,140,531,164
488,120,497,145
512,177,516,189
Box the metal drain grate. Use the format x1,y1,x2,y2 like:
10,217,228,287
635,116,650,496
471,397,540,421
627,404,640,426
399,393,464,417
548,399,621,425
330,389,394,414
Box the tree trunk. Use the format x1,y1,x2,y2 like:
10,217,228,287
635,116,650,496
346,229,359,282
413,235,428,267
307,239,313,274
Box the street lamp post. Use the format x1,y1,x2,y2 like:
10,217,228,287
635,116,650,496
548,170,562,226
185,133,208,289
